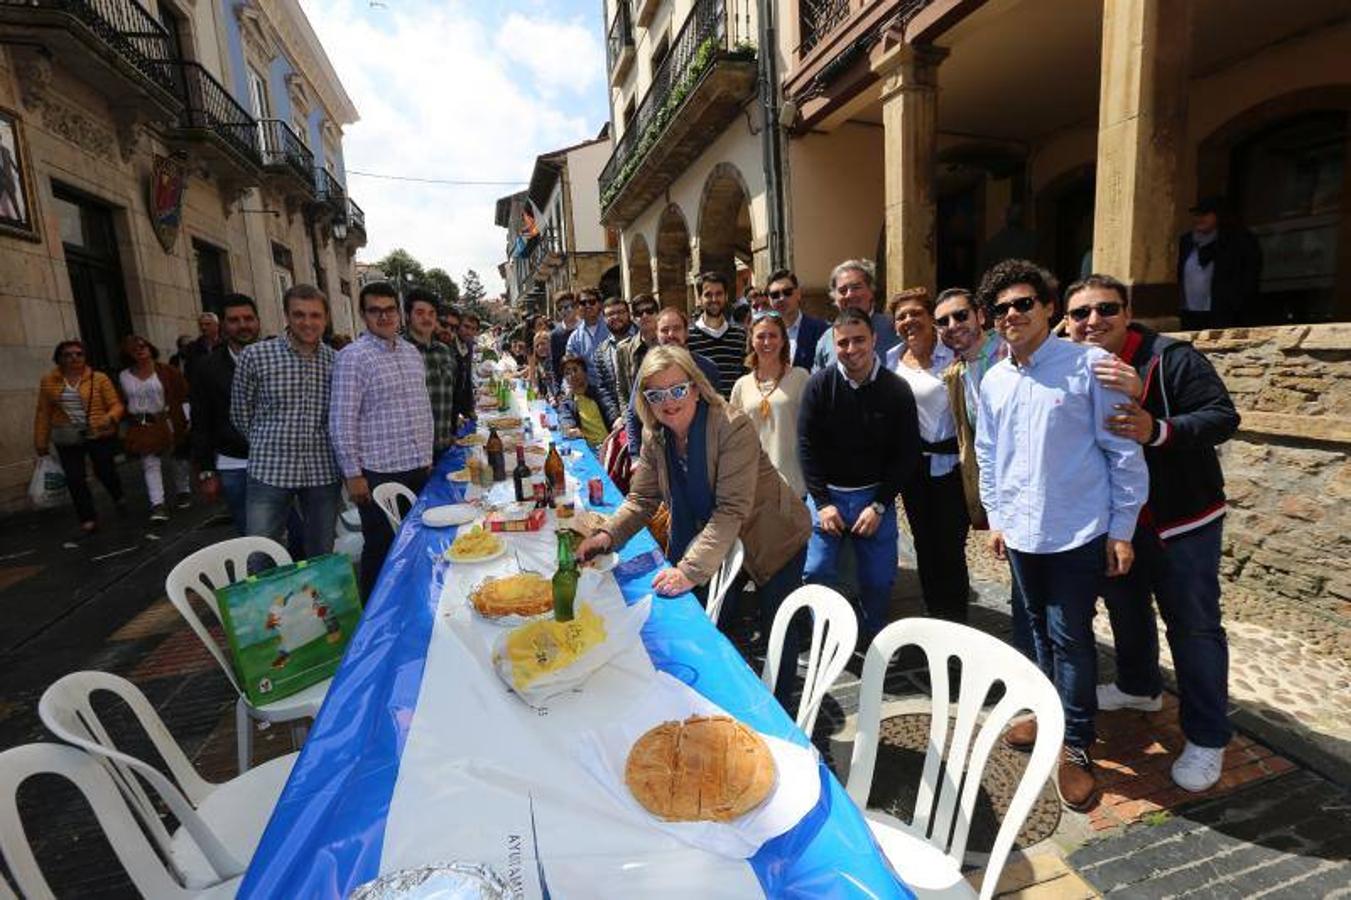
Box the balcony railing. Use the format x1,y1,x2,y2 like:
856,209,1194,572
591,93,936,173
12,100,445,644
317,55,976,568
0,0,179,97
173,61,261,166
347,197,365,235
525,223,563,283
797,0,851,56
315,167,346,210
258,118,315,190
598,0,751,211
606,0,634,76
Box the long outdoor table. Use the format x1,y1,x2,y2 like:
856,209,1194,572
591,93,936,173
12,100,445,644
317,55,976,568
239,405,912,899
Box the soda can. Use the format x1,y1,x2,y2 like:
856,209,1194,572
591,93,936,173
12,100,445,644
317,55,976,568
587,477,605,506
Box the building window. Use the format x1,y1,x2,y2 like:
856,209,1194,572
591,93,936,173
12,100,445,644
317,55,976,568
651,31,670,72
271,241,293,273
247,68,270,119
340,278,352,299
192,237,230,314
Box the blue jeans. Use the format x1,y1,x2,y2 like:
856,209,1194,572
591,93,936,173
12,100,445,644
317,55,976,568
1007,536,1106,749
218,469,249,535
245,478,341,560
1103,520,1231,748
804,487,899,642
1008,570,1049,676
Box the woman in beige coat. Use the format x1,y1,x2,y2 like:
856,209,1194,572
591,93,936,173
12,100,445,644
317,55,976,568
578,346,811,705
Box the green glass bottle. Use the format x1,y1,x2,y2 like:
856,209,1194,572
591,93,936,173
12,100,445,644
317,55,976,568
497,378,510,412
552,529,579,622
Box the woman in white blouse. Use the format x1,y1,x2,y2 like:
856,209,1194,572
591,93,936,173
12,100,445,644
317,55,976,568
729,311,809,497
118,335,191,523
888,290,970,623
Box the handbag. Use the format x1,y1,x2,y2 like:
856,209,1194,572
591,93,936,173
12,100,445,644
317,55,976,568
214,554,363,706
123,414,172,456
49,423,88,447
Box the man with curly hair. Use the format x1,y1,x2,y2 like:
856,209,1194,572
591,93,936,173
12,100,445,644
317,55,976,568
974,259,1149,812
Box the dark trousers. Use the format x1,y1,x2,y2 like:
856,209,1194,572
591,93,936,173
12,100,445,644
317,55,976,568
56,438,123,524
901,468,971,623
1103,520,1231,748
356,467,429,598
1008,536,1107,749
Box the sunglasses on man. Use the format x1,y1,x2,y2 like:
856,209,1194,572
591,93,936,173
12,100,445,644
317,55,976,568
934,308,972,328
767,287,794,300
579,298,600,307
641,381,694,405
1066,301,1124,322
991,295,1039,320
633,305,659,317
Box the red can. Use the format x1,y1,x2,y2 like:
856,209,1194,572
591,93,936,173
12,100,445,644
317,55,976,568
588,477,605,506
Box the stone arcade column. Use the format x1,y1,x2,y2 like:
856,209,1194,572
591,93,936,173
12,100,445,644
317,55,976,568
873,42,948,301
1092,0,1193,317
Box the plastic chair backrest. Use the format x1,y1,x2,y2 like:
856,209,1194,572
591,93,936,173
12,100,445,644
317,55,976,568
164,536,291,693
38,671,242,881
846,618,1064,900
0,744,224,899
762,585,857,735
703,538,745,624
372,481,418,532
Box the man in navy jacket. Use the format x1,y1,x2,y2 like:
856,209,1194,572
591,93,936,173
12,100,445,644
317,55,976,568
765,268,828,371
1066,273,1240,794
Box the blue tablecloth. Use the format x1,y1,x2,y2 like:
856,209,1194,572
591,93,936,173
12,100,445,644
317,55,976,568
239,421,911,899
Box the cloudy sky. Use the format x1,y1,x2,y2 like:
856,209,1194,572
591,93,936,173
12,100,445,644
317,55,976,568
300,0,611,293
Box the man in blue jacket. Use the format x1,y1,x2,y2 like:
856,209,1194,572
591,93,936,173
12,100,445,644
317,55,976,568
765,268,828,370
1065,273,1240,794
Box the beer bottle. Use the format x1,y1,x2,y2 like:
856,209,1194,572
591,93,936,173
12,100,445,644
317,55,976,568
486,428,507,482
544,442,566,498
552,529,579,622
512,445,531,502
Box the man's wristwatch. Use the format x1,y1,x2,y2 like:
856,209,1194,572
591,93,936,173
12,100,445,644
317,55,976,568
869,501,886,517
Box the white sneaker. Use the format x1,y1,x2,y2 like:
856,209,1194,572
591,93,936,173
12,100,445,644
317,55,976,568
1096,682,1163,712
1171,741,1224,792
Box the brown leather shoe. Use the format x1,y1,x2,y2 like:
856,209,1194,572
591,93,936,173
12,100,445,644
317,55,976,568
1058,745,1100,812
1002,717,1037,752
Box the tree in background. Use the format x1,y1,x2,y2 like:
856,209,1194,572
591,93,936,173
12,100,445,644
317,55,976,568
424,268,460,305
461,269,486,303
374,248,424,287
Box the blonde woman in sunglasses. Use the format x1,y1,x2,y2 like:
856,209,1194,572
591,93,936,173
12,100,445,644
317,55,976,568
577,345,812,708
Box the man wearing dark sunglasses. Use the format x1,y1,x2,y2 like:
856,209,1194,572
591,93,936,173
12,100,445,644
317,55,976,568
766,269,828,370
614,294,660,417
1065,274,1239,795
549,290,579,383
973,259,1148,812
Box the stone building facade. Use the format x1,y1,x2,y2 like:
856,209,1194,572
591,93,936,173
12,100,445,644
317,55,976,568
0,0,366,510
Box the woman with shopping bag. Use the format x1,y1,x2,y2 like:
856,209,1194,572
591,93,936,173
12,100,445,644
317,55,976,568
32,339,126,534
118,335,191,523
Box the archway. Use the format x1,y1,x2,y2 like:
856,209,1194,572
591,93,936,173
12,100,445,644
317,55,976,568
655,204,692,310
598,264,622,301
696,163,754,289
627,233,653,298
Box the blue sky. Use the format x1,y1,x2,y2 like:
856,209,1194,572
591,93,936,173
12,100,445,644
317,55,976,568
300,0,612,292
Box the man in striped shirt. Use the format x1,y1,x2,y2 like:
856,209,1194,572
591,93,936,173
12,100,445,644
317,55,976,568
685,271,746,398
230,284,342,560
331,281,434,598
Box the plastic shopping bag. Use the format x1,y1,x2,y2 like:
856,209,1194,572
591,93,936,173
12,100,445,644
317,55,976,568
29,455,67,509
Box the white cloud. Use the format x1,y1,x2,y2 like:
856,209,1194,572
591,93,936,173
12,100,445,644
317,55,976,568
299,0,607,293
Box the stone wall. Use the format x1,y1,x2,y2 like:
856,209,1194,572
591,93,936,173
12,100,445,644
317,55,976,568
1192,325,1351,658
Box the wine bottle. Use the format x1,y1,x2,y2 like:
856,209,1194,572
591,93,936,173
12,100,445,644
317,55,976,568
544,442,566,499
486,428,506,482
512,445,531,502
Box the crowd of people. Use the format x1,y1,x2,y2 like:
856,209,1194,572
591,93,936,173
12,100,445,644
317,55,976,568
31,249,1240,814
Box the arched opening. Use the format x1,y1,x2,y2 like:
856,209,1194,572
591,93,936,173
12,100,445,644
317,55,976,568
1034,163,1096,292
627,233,653,298
696,164,754,291
598,264,623,301
655,204,692,310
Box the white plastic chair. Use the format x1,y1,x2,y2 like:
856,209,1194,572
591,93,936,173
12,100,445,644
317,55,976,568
0,743,242,899
372,481,419,532
762,585,858,736
164,535,330,773
38,670,298,888
846,618,1064,900
703,538,745,624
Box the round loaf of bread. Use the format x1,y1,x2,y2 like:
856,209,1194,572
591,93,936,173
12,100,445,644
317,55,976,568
624,714,776,822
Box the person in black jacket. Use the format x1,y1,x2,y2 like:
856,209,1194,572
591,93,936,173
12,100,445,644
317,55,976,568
798,307,920,643
1177,196,1262,330
549,290,579,380
189,294,260,533
1066,274,1240,794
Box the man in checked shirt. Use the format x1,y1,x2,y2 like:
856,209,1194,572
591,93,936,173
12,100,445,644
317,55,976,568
231,284,343,560
331,281,434,598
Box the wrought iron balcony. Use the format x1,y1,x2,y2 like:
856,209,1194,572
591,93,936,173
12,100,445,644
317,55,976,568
606,0,635,84
598,0,757,226
519,222,563,286
258,118,315,196
313,167,347,222
343,197,366,247
169,61,262,172
0,0,182,119
798,0,851,56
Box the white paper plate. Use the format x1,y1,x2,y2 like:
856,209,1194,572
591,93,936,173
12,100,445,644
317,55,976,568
422,504,478,528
